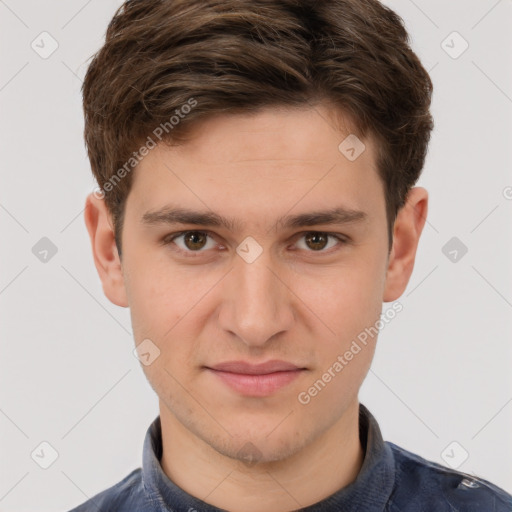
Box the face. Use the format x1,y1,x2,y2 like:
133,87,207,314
92,104,416,464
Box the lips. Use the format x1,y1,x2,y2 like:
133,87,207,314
208,360,303,374
205,360,306,396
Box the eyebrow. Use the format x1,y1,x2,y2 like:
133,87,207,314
141,204,368,232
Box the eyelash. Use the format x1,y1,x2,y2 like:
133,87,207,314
161,230,349,257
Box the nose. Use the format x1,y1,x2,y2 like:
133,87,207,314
218,249,295,348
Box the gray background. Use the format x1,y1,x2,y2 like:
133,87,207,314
1,0,511,510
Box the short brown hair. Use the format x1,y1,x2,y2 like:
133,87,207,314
82,0,433,257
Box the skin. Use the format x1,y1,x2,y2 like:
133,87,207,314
84,103,428,512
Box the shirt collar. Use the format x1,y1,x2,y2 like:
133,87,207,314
141,403,395,512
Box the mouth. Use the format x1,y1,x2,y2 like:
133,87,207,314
205,360,307,397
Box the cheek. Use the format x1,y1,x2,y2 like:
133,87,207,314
123,249,197,332
299,253,385,407
292,258,385,341
123,256,217,368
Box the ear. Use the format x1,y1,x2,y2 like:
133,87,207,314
383,187,428,302
84,193,129,307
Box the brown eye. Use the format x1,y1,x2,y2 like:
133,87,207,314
304,232,328,251
294,232,346,253
183,231,208,250
164,231,217,254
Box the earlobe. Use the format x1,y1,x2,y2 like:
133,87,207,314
383,187,428,302
84,193,129,307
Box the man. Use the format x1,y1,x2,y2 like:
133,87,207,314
70,0,512,510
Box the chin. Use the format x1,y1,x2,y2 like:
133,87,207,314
208,425,312,466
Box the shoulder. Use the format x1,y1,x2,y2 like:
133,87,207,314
386,442,512,512
65,468,148,512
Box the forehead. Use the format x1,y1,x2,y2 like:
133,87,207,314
127,105,384,227
169,105,372,166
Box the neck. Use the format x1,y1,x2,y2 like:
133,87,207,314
159,400,364,512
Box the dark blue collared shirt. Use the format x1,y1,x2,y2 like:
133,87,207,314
67,403,512,511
